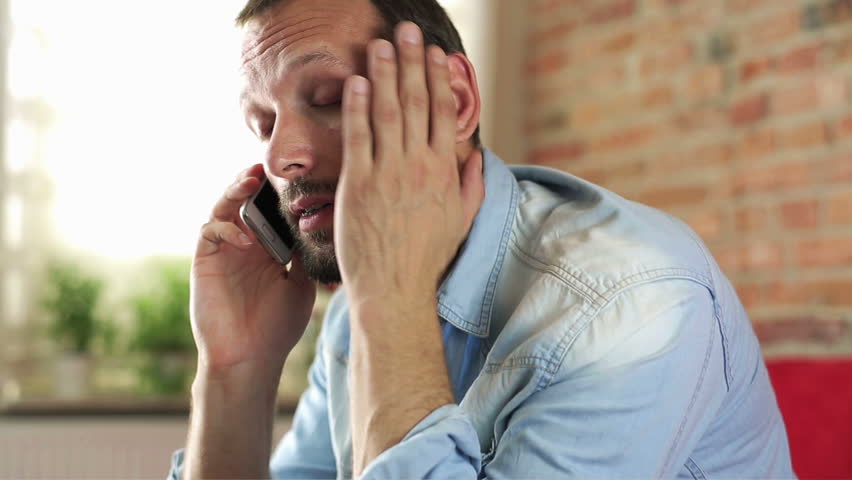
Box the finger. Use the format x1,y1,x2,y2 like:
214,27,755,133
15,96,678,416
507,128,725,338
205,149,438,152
426,46,455,158
342,75,373,182
460,149,485,232
395,22,429,152
368,39,403,167
196,220,253,257
210,175,261,221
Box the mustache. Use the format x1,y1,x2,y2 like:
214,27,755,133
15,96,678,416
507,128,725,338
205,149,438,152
278,176,338,218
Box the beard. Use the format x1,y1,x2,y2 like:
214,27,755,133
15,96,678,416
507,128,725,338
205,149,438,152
278,177,341,285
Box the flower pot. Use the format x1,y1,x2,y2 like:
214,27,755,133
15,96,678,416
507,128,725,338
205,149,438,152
54,352,92,399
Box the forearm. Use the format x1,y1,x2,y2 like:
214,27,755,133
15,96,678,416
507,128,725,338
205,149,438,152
349,300,455,476
182,362,282,480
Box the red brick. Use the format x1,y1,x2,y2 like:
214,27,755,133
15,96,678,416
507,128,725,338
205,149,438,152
736,128,776,160
835,33,852,62
671,108,727,135
741,240,784,270
778,121,829,151
572,167,608,185
775,43,822,74
529,21,576,45
765,281,808,305
740,57,773,84
734,162,812,195
745,9,801,46
526,50,570,75
838,115,852,141
601,31,638,54
779,199,819,229
735,206,770,232
587,0,636,25
642,85,675,109
685,209,723,240
827,152,852,183
753,316,848,345
591,125,659,155
640,42,693,77
729,94,768,126
734,281,763,309
797,236,852,267
828,190,852,224
686,65,725,101
636,185,708,209
717,240,784,272
802,281,852,307
562,62,628,94
726,0,774,13
692,142,735,168
529,142,586,165
772,76,847,116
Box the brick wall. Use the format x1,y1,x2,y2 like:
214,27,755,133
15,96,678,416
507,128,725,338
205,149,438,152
522,0,852,356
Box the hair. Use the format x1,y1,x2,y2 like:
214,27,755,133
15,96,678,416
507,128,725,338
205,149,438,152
236,0,481,147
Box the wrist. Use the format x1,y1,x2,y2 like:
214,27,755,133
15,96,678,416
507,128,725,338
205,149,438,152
193,358,282,403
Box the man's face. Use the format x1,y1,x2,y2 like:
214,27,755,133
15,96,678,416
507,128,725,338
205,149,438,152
239,0,383,284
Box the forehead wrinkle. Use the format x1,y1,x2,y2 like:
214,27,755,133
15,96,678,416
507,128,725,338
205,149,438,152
241,14,335,65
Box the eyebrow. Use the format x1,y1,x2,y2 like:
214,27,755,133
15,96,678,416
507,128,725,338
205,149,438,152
287,50,349,71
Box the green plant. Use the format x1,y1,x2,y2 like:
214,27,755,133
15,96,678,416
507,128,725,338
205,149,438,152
42,261,110,354
127,257,195,395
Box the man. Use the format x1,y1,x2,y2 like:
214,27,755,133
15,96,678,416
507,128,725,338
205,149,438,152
170,0,795,478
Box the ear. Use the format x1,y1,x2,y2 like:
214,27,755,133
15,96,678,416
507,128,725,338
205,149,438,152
446,53,481,145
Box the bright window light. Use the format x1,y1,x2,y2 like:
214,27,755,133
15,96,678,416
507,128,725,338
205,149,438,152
4,119,35,173
7,0,485,260
3,194,23,248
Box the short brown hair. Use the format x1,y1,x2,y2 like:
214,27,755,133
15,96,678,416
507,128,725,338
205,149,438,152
236,0,481,147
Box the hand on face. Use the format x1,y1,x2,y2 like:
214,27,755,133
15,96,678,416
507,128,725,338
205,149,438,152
334,22,486,311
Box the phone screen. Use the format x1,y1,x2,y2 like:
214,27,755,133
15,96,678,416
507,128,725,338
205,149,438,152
253,181,297,249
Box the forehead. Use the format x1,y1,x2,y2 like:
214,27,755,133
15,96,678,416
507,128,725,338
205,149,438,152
239,0,383,78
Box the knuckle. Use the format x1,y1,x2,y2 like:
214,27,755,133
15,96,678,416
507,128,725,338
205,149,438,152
401,91,429,111
374,103,400,124
347,126,372,148
433,96,455,117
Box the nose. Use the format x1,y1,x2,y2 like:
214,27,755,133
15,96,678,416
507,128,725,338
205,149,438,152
264,113,317,182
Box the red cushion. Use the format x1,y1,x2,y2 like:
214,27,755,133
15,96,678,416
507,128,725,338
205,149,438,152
766,358,852,479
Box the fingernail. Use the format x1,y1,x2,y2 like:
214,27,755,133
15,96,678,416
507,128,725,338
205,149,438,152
350,76,369,95
375,41,394,60
399,23,422,45
239,233,252,245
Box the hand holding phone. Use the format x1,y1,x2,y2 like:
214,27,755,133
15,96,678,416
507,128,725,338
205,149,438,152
191,165,316,382
240,178,296,265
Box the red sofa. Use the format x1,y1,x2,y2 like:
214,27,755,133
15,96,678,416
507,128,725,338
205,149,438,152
766,358,852,479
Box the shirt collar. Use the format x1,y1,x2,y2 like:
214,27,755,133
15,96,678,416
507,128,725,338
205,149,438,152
437,148,519,338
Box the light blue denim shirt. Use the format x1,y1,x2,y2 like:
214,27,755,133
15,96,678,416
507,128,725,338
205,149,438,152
169,149,794,479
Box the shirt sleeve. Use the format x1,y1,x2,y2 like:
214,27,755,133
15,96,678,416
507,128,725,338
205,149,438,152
361,280,728,479
165,336,337,480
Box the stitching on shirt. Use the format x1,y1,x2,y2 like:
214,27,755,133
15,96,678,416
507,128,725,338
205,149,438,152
658,208,734,386
479,175,520,337
483,354,561,374
511,241,712,315
660,306,716,476
509,243,601,308
684,457,707,480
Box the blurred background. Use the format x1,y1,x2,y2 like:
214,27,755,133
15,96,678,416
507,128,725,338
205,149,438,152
1,0,850,478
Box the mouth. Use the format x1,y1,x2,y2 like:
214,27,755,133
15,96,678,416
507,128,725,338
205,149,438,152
290,196,336,233
299,202,333,218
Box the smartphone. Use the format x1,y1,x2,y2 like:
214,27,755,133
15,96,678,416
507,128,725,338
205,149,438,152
239,178,295,265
